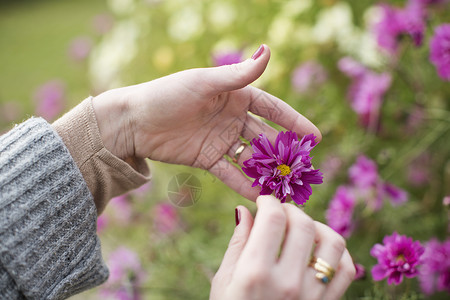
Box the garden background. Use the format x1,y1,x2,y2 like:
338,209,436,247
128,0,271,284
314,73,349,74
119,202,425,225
0,0,449,299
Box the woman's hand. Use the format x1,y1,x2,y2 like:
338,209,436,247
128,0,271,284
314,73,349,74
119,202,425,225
92,45,320,200
210,195,356,300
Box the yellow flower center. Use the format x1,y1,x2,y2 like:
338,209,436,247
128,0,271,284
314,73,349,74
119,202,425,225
277,164,291,176
396,254,405,262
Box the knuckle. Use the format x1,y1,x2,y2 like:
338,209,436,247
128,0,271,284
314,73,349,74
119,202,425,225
265,209,287,227
296,213,315,236
279,283,301,300
331,234,347,254
342,263,357,282
243,267,270,288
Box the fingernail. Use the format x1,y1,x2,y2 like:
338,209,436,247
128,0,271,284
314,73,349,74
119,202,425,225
251,44,264,60
235,208,241,226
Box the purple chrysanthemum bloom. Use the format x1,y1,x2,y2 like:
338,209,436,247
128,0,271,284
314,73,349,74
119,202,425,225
349,155,379,189
338,57,391,127
373,3,426,54
326,186,357,238
418,238,450,295
212,50,243,66
430,24,450,81
383,183,408,206
242,131,323,205
371,232,424,285
291,61,328,93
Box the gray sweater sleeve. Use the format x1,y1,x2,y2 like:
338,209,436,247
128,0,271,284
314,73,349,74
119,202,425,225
0,117,109,299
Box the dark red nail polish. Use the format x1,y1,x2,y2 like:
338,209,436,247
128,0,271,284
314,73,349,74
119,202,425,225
235,208,241,226
251,45,264,60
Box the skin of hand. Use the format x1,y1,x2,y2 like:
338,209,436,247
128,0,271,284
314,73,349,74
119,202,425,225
92,45,321,201
209,195,356,300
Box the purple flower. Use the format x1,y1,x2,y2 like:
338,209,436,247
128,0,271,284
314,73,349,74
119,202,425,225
97,215,108,234
338,57,391,127
326,186,357,238
242,131,323,205
371,232,424,285
68,36,93,62
354,263,366,280
373,3,426,54
109,195,133,224
348,155,379,190
212,50,243,66
291,61,327,93
444,196,450,206
418,238,450,295
382,183,408,206
100,247,146,300
430,24,450,81
153,203,179,235
33,80,65,121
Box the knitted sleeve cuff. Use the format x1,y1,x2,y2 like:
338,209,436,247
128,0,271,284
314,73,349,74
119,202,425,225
52,97,151,214
0,118,109,299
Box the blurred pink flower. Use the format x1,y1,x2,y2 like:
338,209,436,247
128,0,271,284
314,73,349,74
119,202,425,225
371,232,424,285
319,155,343,182
326,186,357,238
430,24,450,81
407,152,430,185
153,203,179,235
373,2,426,54
93,13,114,35
349,155,379,190
418,238,450,295
382,183,408,206
291,61,327,93
33,80,65,121
354,263,366,280
338,57,391,127
130,182,152,199
110,195,133,224
100,247,146,300
97,215,108,234
444,196,450,206
212,50,243,66
68,36,93,62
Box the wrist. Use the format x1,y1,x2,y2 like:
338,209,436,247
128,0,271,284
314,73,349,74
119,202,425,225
92,90,135,161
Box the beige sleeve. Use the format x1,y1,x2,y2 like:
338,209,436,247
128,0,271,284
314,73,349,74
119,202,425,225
52,96,151,214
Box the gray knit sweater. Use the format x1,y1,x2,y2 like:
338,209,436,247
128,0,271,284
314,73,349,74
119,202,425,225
0,118,109,299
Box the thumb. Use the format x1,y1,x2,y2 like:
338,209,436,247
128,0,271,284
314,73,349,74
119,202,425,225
201,44,270,96
216,206,254,279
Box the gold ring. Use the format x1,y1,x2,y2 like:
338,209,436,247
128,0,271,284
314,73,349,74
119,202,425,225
233,143,247,163
309,256,335,284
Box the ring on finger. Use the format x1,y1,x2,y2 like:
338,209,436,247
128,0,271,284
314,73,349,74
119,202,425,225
309,256,335,284
233,142,247,163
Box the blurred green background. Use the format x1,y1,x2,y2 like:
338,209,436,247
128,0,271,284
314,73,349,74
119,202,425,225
1,0,449,299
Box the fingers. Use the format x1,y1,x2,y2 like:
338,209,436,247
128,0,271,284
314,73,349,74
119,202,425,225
200,45,271,97
277,204,315,283
322,249,356,300
208,157,260,201
300,221,347,300
239,195,287,264
248,86,322,142
216,206,255,279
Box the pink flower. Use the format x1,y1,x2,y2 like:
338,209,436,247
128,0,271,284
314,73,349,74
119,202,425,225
33,80,65,121
444,196,450,206
382,183,408,206
97,215,108,234
153,203,179,235
407,152,430,185
371,232,424,285
93,13,114,35
326,186,357,238
373,2,426,54
68,36,93,62
348,155,379,190
109,195,133,224
418,238,450,295
242,131,323,205
354,263,366,280
338,57,391,127
430,24,450,81
291,61,327,93
101,247,146,300
212,50,243,66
